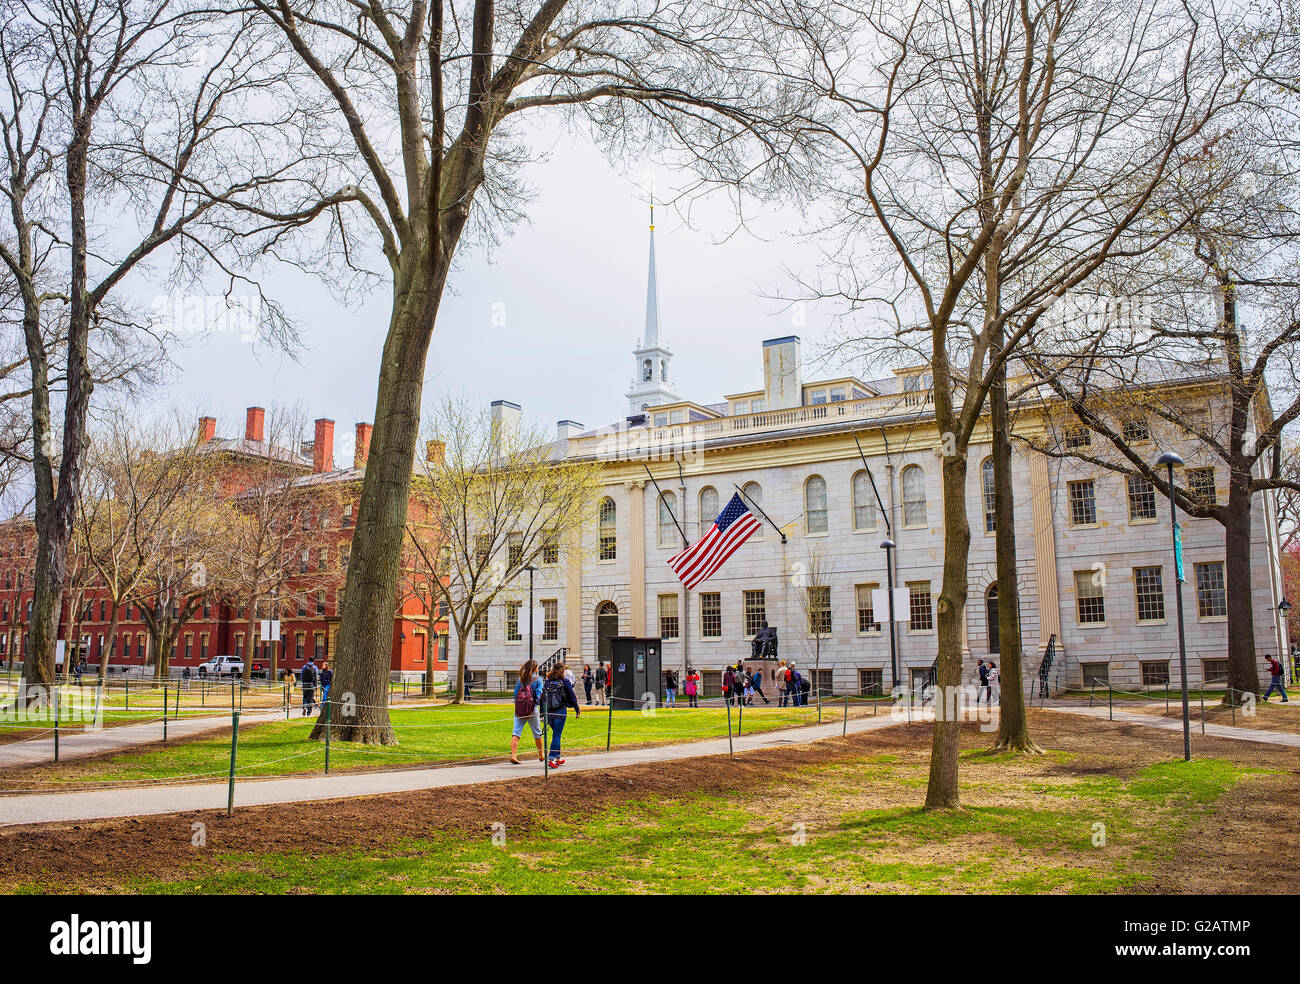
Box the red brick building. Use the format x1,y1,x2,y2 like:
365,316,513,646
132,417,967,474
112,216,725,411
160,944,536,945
0,408,447,681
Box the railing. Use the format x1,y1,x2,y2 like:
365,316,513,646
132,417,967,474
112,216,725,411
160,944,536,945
566,390,935,459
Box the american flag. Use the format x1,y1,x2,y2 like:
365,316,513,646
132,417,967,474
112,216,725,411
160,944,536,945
668,492,762,589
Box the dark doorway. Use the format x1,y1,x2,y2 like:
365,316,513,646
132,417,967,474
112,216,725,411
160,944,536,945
985,586,999,654
596,601,619,665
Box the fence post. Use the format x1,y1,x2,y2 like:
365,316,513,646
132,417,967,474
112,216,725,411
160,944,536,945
605,693,613,752
1231,689,1236,726
1200,691,1205,735
53,684,59,763
175,684,180,719
227,711,241,817
163,683,168,742
125,676,129,711
1109,683,1113,721
737,695,743,737
842,695,848,737
323,699,331,775
725,695,734,757
543,709,550,778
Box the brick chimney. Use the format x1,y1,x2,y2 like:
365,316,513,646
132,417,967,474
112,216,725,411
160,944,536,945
197,415,216,444
245,406,265,443
425,439,444,465
313,418,335,473
354,422,373,469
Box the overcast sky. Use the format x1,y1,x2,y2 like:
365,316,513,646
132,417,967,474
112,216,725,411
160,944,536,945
158,130,848,458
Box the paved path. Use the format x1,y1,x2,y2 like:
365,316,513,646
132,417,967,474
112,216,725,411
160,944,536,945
0,709,287,771
0,712,909,827
1045,703,1300,747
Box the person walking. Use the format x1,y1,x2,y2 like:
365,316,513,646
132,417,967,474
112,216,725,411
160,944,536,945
683,667,699,708
743,667,755,706
1262,654,1290,702
751,666,770,705
593,662,607,706
319,660,333,710
976,660,990,704
582,664,594,705
510,659,545,764
542,662,581,767
777,660,789,707
664,668,678,708
987,662,999,705
299,656,318,716
722,664,737,706
602,661,613,706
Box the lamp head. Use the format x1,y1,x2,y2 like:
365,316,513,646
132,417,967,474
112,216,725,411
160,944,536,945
1155,451,1184,468
880,538,896,551
1280,598,1292,613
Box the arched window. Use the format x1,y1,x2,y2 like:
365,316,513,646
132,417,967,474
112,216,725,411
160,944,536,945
981,457,997,533
852,470,877,531
901,465,927,527
986,584,1000,654
643,359,653,381
658,491,679,547
661,359,668,381
805,475,828,534
698,486,719,539
598,497,617,561
742,482,763,540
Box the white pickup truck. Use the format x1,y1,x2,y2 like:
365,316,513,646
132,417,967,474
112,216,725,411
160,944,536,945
197,655,244,678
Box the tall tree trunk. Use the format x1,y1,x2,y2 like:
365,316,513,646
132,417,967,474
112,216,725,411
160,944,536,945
98,609,121,687
309,268,445,743
422,606,438,698
243,593,260,682
989,339,1038,752
1222,461,1258,704
925,451,970,810
452,624,469,707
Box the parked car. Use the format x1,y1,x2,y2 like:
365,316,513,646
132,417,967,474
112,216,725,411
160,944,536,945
197,655,244,678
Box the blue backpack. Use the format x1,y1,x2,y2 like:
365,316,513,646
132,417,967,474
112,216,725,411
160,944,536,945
543,679,566,713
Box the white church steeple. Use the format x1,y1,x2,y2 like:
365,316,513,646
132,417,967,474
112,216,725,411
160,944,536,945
626,198,680,416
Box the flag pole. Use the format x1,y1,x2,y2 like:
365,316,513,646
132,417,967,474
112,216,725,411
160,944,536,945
733,483,787,544
643,463,689,546
853,434,892,538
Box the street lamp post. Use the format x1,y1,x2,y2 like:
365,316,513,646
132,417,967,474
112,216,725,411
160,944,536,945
881,539,899,694
526,565,536,664
1157,451,1191,762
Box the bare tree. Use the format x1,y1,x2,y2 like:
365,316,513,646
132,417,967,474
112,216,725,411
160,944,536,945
243,0,803,743
773,0,1245,805
400,398,602,729
791,544,833,712
0,0,319,692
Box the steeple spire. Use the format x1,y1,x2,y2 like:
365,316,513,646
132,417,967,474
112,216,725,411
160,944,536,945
644,197,660,350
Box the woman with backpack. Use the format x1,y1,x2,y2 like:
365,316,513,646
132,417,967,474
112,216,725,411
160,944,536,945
542,662,581,767
582,664,594,705
510,659,545,765
722,664,737,706
683,667,700,708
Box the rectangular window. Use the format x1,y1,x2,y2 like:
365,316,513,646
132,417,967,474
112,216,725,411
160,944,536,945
541,600,558,642
1187,467,1216,506
1081,662,1110,686
1065,426,1091,449
1141,660,1170,686
907,582,933,632
1127,474,1157,521
184,634,193,660
508,533,523,568
1122,419,1151,443
340,543,350,569
1202,658,1228,684
807,586,832,635
200,634,209,660
541,532,559,565
295,633,304,661
234,633,244,659
505,601,522,642
1133,566,1165,622
316,590,326,616
314,632,325,661
1068,479,1097,526
342,504,353,527
1074,570,1106,624
1194,561,1227,617
474,535,490,568
472,617,488,643
317,547,327,572
658,594,679,640
858,668,884,696
856,583,881,634
700,592,722,638
299,549,309,573
743,590,766,638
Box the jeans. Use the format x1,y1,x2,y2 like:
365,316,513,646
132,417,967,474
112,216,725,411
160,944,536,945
665,687,676,707
546,709,567,760
584,681,593,703
302,687,315,713
1264,675,1289,700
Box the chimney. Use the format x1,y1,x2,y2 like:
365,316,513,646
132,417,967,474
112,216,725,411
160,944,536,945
762,336,802,410
313,418,335,474
425,439,445,465
556,420,585,441
353,422,372,470
197,415,216,444
490,400,521,451
245,406,265,443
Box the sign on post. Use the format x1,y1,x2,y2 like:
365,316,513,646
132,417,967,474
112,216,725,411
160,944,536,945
259,620,282,641
1173,523,1185,583
872,587,911,623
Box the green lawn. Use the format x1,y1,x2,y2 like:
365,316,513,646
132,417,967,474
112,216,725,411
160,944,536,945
96,753,1262,895
1,703,825,785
